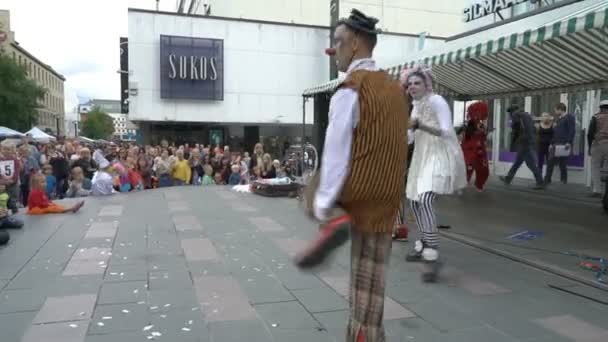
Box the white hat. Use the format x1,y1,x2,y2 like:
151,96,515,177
599,100,608,107
93,149,110,169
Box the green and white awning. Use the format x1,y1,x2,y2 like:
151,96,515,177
303,0,608,98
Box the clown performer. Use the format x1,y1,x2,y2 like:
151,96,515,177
401,64,467,282
294,9,408,342
460,102,490,192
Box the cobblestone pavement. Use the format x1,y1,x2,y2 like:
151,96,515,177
0,187,607,342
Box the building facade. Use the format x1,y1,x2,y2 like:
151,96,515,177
303,0,608,186
0,10,66,135
180,0,468,37
127,3,464,151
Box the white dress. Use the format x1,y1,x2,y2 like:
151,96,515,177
406,94,467,201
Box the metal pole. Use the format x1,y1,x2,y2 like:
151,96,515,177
302,96,306,177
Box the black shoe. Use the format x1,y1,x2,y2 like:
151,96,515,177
0,231,9,245
422,258,443,283
499,176,511,185
533,183,545,190
294,214,351,270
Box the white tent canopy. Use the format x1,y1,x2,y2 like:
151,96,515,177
0,126,24,138
25,127,56,144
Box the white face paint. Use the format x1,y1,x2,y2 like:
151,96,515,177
407,75,427,100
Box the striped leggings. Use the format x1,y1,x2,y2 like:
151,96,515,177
410,192,439,248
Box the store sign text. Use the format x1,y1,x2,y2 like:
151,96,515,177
160,35,224,101
463,0,530,22
167,55,218,81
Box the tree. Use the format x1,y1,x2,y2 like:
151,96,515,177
0,52,46,131
80,107,114,139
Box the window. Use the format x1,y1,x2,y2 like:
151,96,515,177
12,52,15,60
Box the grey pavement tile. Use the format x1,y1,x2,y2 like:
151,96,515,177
208,319,273,342
85,331,150,342
216,191,238,201
254,301,322,330
273,268,328,291
235,273,295,304
45,275,104,297
33,294,97,323
78,238,115,249
0,279,7,290
318,274,349,297
535,314,608,341
0,289,47,314
291,286,348,313
21,320,90,342
193,276,256,322
0,311,37,342
146,289,200,312
180,238,220,262
7,262,66,289
71,248,112,261
98,205,123,217
405,299,485,332
313,310,349,338
187,260,231,277
149,269,193,290
453,274,512,296
98,281,148,305
249,217,286,233
84,225,117,240
88,303,150,335
438,325,519,342
273,237,308,257
149,308,210,341
270,328,336,342
175,222,203,232
63,260,107,276
384,317,444,342
383,297,416,320
234,204,257,213
105,264,148,283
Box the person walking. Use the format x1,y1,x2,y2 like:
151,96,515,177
545,103,576,184
294,9,408,341
500,105,545,189
536,112,554,177
588,100,608,197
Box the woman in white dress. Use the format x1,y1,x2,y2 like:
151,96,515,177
400,64,466,282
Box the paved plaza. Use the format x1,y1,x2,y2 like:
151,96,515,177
0,186,607,342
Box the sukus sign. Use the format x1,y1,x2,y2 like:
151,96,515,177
160,35,224,100
463,0,531,22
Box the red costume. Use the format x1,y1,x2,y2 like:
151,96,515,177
461,102,490,191
27,188,66,214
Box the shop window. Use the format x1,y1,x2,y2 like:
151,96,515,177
567,91,587,167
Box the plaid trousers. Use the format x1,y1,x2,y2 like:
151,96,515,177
304,171,392,341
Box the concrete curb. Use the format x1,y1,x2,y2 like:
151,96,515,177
441,230,608,293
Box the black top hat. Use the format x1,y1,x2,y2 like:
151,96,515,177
338,9,381,35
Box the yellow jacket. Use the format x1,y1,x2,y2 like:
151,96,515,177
172,159,191,184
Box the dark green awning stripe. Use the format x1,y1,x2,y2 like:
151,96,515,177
487,40,494,54
497,37,505,52
537,26,546,42
567,17,577,34
475,44,482,57
552,21,561,38
509,34,517,49
523,30,531,46
585,12,595,30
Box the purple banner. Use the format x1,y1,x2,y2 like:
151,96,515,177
498,151,584,168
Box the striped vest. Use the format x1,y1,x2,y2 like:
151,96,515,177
338,70,409,233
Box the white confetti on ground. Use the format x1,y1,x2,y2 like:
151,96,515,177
271,323,279,328
122,309,130,313
188,320,193,325
97,322,105,327
151,332,162,337
102,316,112,320
182,327,191,332
150,306,158,310
69,324,78,328
164,304,171,308
160,314,167,318
137,301,146,305
143,325,154,331
110,272,118,276
133,289,139,294
67,244,73,248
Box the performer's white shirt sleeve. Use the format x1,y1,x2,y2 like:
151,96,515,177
429,95,453,134
313,88,358,221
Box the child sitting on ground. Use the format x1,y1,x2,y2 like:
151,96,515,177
214,171,225,185
27,174,84,215
201,164,215,185
42,164,56,199
0,180,24,229
228,164,242,185
66,166,91,198
251,166,262,182
126,157,144,191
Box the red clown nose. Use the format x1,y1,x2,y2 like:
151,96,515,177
325,48,336,56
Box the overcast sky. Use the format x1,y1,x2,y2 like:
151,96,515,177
3,0,178,119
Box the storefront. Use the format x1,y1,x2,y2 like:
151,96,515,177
302,0,608,185
126,8,444,152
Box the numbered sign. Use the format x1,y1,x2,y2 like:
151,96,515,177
0,160,15,178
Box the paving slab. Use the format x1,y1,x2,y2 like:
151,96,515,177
21,320,90,342
180,238,220,262
0,289,47,314
291,286,348,313
249,217,286,233
88,303,150,335
33,294,97,324
97,281,148,305
0,311,38,342
193,275,256,322
208,319,272,342
254,301,322,330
